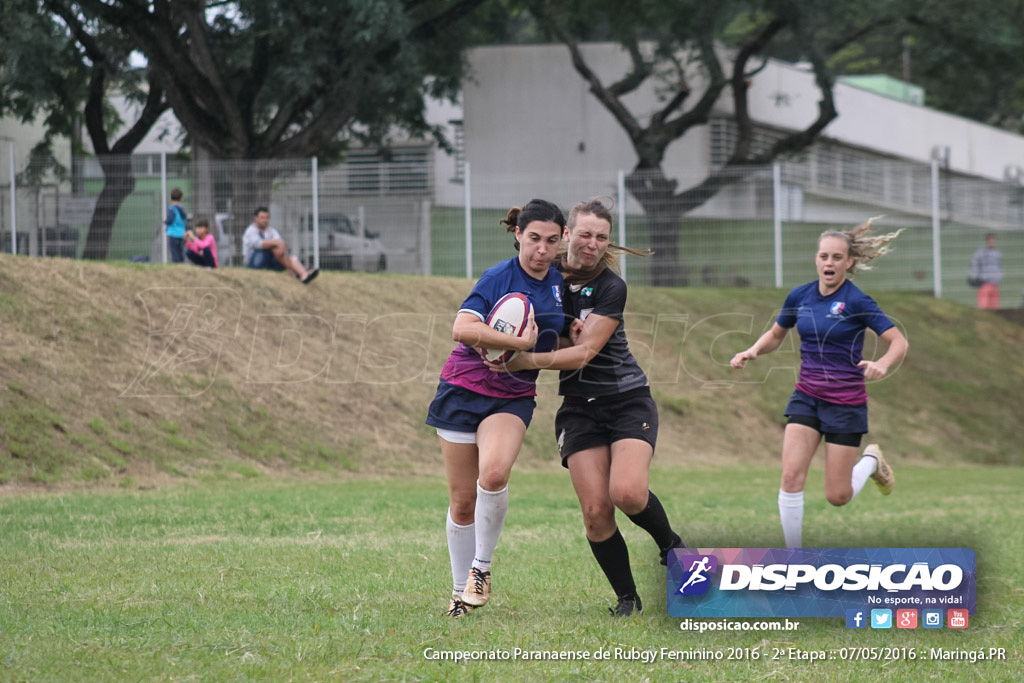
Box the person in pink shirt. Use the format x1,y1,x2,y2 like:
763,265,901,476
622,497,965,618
184,218,218,268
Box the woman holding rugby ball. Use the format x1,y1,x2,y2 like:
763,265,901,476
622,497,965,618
500,197,686,617
730,219,909,548
427,199,566,618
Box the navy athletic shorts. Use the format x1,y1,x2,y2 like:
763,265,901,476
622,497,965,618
784,389,868,447
426,379,536,433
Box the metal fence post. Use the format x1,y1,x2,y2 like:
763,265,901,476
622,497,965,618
930,159,942,299
312,157,320,270
9,142,16,255
773,163,783,289
160,151,168,264
617,170,627,282
464,162,472,279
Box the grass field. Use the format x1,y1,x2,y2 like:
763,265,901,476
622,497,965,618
1,466,1021,681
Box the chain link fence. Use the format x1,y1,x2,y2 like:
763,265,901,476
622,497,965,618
2,150,1022,308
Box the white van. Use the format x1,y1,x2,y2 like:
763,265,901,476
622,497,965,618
299,212,387,272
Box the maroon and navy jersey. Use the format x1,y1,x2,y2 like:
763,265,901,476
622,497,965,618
440,257,564,398
777,279,894,405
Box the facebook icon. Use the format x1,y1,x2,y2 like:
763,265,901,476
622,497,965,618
846,609,867,629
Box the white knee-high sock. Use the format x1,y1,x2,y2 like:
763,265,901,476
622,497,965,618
472,483,509,570
778,489,804,548
446,509,475,594
850,455,878,499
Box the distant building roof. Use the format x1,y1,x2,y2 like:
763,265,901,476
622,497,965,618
838,75,925,106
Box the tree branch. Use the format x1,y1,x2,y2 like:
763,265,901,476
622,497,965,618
660,34,728,143
607,37,653,98
548,22,644,145
729,18,786,163
110,76,169,154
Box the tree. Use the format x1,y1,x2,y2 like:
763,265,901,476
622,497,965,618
531,0,1024,285
1,0,171,260
67,0,488,261
824,1,1024,135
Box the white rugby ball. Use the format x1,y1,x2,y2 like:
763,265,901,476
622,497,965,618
478,292,533,364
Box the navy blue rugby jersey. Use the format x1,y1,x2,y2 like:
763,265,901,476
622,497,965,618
440,257,564,398
776,279,894,405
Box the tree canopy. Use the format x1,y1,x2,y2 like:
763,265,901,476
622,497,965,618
3,0,489,259
2,0,171,258
72,0,488,161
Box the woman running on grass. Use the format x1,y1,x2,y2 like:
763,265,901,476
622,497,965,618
426,199,565,617
730,219,909,547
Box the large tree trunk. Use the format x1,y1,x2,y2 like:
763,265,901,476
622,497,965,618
81,155,136,261
625,169,688,287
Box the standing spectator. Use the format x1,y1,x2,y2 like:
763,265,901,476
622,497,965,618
242,207,319,283
164,187,188,263
184,218,218,268
969,233,1002,309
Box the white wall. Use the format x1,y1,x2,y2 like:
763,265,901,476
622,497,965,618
462,43,708,208
0,117,71,185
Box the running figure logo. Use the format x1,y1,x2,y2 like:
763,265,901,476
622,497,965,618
676,554,718,596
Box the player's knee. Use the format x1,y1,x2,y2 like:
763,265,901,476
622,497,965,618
609,486,647,515
580,501,614,532
781,471,806,492
826,489,852,507
477,469,509,492
449,498,475,524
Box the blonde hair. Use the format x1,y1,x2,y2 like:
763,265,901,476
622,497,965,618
819,217,903,275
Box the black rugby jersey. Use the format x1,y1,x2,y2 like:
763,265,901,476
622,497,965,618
558,268,647,397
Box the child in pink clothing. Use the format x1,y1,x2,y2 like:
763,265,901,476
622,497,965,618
184,218,218,268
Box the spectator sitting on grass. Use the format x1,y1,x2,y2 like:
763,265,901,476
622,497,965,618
242,207,318,284
184,218,218,269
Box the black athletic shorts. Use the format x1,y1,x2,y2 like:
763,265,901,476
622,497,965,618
554,386,658,467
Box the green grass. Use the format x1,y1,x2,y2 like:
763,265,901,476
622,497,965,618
0,466,1021,681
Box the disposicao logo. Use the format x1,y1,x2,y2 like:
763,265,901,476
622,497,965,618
676,555,718,596
666,548,976,619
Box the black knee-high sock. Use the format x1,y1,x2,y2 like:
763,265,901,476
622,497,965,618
588,528,637,599
626,490,682,552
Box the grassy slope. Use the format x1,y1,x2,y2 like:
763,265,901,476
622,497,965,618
1,254,1022,488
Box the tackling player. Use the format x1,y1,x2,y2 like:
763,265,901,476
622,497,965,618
501,197,687,617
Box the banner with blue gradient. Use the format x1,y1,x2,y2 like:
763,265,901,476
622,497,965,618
667,548,976,618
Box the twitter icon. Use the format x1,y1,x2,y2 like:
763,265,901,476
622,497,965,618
870,609,892,629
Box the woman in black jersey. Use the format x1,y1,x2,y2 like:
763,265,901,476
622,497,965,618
501,197,686,617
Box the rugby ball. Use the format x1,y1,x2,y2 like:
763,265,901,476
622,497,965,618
478,292,533,364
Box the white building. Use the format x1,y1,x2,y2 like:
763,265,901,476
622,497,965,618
452,42,1024,226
